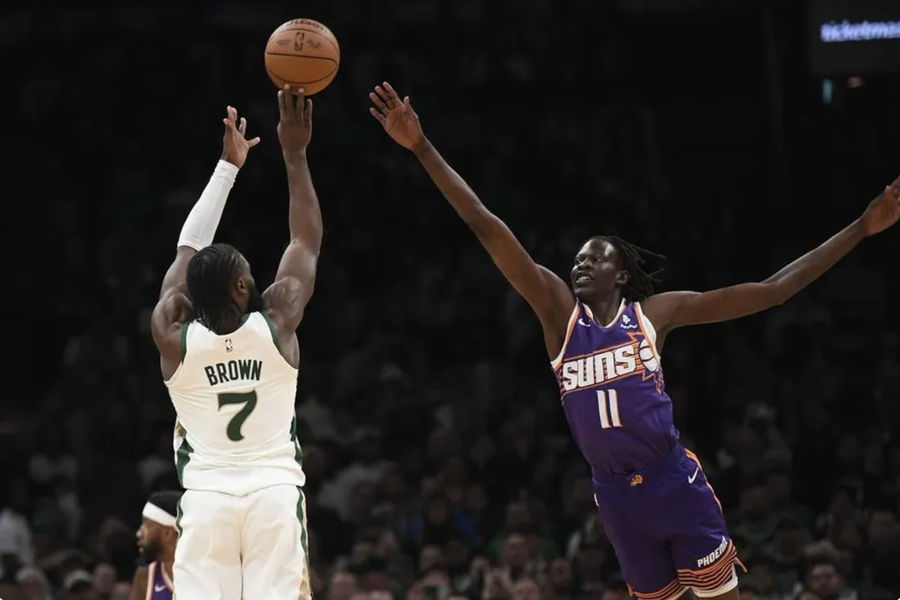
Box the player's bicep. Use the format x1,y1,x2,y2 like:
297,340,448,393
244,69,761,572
274,241,318,295
476,215,573,318
151,289,191,357
159,247,197,299
262,275,309,334
645,283,779,331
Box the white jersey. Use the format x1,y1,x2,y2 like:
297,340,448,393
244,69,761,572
164,312,305,496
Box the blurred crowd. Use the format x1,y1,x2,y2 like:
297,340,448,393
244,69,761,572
3,2,900,600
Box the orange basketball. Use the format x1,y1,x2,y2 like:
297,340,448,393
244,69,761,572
264,19,340,95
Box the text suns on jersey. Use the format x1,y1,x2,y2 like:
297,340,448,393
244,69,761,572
559,338,658,393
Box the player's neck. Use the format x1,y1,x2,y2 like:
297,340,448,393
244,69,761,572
586,293,623,326
159,547,176,576
210,310,246,334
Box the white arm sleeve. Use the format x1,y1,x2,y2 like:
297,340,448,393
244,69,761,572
177,160,240,250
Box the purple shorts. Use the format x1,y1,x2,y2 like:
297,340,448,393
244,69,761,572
592,446,743,599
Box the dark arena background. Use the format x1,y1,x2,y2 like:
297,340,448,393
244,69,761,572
4,1,900,599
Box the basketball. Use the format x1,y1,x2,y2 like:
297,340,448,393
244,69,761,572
264,18,340,95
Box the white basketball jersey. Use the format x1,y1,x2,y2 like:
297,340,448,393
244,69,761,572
164,312,305,496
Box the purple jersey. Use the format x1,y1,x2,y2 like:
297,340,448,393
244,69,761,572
146,561,174,600
552,300,679,473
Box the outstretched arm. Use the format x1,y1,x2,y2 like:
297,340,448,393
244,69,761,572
263,86,323,354
150,106,260,372
369,82,574,357
643,178,900,340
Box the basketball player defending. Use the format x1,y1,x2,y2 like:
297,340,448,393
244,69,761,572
368,82,900,600
151,86,321,599
132,490,182,600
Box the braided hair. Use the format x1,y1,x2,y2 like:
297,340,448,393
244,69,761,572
591,235,666,302
186,243,244,334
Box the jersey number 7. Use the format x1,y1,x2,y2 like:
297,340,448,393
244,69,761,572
218,391,258,441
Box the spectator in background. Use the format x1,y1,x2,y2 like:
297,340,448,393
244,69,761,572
92,563,115,600
329,571,359,600
598,575,629,600
804,559,857,600
16,566,53,600
407,494,478,550
541,558,574,600
512,578,540,600
862,507,900,599
0,477,34,568
62,569,95,600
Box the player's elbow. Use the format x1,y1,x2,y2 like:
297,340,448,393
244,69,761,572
760,281,790,307
467,211,502,241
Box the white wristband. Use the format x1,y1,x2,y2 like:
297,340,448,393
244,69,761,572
177,159,240,250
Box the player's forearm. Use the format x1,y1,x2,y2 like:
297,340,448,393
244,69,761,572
763,218,865,302
283,153,323,252
413,140,497,235
177,160,239,250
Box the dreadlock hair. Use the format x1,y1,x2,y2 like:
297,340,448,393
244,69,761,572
186,243,244,334
590,235,666,302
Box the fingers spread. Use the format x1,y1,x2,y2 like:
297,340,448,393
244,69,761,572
248,136,261,148
239,117,247,136
375,85,393,108
369,106,386,126
369,91,388,113
383,81,401,105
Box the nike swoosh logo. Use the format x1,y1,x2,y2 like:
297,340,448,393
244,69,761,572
688,466,699,484
578,318,591,327
155,584,167,592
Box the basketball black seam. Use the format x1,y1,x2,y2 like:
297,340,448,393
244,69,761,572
267,29,340,57
264,53,338,62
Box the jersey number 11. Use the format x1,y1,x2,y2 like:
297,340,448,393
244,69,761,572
597,389,622,429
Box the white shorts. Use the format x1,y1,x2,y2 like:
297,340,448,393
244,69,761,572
174,485,310,600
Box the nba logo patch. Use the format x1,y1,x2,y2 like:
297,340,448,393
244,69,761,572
225,338,233,353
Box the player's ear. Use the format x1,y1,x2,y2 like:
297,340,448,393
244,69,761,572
616,270,629,287
234,276,248,295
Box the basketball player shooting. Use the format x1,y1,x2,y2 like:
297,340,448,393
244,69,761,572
368,81,900,600
150,86,321,599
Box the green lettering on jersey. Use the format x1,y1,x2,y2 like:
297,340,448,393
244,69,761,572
218,391,258,441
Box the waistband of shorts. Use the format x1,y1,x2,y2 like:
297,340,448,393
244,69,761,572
591,444,685,486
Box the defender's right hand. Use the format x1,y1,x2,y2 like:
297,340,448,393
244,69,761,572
277,85,313,158
369,81,426,153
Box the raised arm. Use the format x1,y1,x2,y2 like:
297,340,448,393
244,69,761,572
263,86,323,351
368,82,574,357
151,106,260,373
643,178,900,341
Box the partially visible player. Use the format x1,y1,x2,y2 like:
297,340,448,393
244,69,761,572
150,87,322,599
131,490,181,600
368,81,900,600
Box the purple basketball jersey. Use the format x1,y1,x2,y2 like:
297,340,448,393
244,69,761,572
552,300,743,598
146,562,174,600
552,300,678,473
